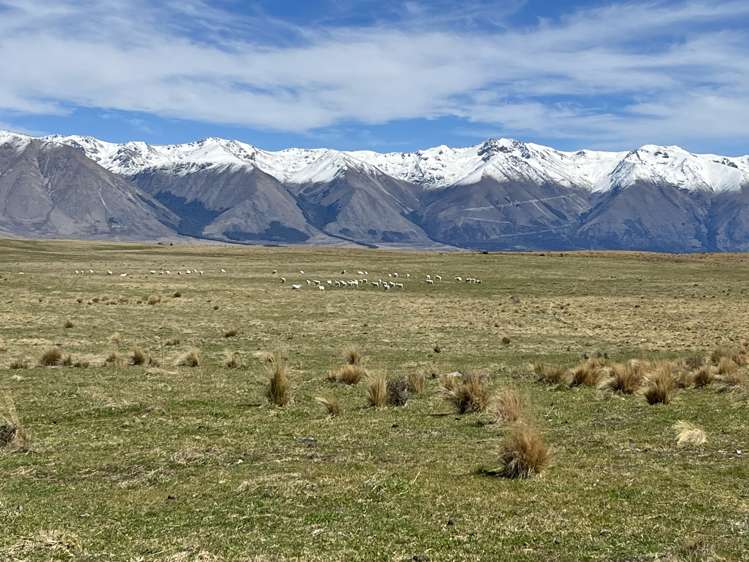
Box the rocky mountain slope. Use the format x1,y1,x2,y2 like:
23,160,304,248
1,130,748,251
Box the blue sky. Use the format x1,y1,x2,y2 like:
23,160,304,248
1,0,748,154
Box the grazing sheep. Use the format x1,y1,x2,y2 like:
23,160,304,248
435,275,442,281
107,270,113,276
318,285,325,291
280,277,286,283
299,270,305,275
220,268,227,273
291,284,302,289
456,276,462,281
426,279,434,285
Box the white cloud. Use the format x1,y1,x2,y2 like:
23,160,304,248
0,0,747,150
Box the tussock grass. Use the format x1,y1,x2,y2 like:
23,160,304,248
493,424,550,479
332,363,368,385
104,351,125,367
343,348,362,366
407,371,426,394
176,350,200,367
443,372,490,414
569,357,607,387
599,361,644,394
710,346,746,366
0,395,29,451
223,329,238,338
129,348,148,366
224,351,241,369
314,396,341,416
253,351,276,365
147,295,161,305
489,388,524,424
61,354,73,367
644,363,676,405
367,375,387,408
692,365,715,388
38,347,63,367
63,319,74,329
716,357,738,376
674,421,707,447
9,357,29,370
266,355,290,407
533,363,569,385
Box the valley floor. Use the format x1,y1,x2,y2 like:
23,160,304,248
0,240,747,561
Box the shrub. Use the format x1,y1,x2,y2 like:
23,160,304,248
266,357,290,407
489,389,523,424
407,372,426,394
223,329,238,338
644,364,675,405
600,361,643,394
38,347,63,367
367,375,387,408
443,372,490,414
177,350,200,367
334,364,368,385
386,376,409,407
63,320,74,329
501,336,511,345
314,396,341,416
496,424,550,479
173,291,182,298
129,348,148,366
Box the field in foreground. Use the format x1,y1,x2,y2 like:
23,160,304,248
0,239,747,561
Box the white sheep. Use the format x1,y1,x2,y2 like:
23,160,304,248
280,277,286,283
291,284,302,289
426,279,434,284
318,285,325,291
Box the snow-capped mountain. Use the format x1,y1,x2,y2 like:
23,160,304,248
35,132,749,194
2,129,749,251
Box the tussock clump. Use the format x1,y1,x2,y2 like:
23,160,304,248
715,370,746,391
172,291,182,298
710,346,746,367
439,372,462,392
333,364,368,385
147,295,161,306
494,424,550,479
109,332,122,346
533,363,569,385
643,363,675,405
165,338,180,347
9,358,29,370
343,348,363,366
683,355,706,371
61,354,73,367
367,375,387,408
266,355,290,407
314,396,341,416
599,361,644,394
72,359,89,368
692,365,715,388
38,347,63,367
489,388,524,424
407,371,426,394
386,376,409,407
177,350,200,367
569,357,607,387
129,348,148,366
717,357,738,376
223,329,238,338
253,351,276,365
63,320,74,329
443,372,490,414
0,396,29,451
674,421,707,447
224,352,241,369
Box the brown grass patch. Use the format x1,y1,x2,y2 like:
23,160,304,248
443,372,490,414
367,375,387,408
533,363,568,385
314,396,341,416
674,421,707,447
343,348,362,366
692,365,715,388
494,424,550,479
569,357,607,387
333,363,368,385
710,346,746,366
717,357,738,376
129,348,148,366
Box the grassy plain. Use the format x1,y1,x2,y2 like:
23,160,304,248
0,239,747,561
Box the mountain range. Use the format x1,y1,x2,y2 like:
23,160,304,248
1,130,748,252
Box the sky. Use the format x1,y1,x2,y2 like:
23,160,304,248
0,0,748,154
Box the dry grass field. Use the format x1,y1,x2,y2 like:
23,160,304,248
0,239,747,561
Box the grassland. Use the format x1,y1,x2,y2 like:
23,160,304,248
0,239,747,561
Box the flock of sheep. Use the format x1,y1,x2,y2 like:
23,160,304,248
278,269,482,291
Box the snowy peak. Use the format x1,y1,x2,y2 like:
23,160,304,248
609,144,749,192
